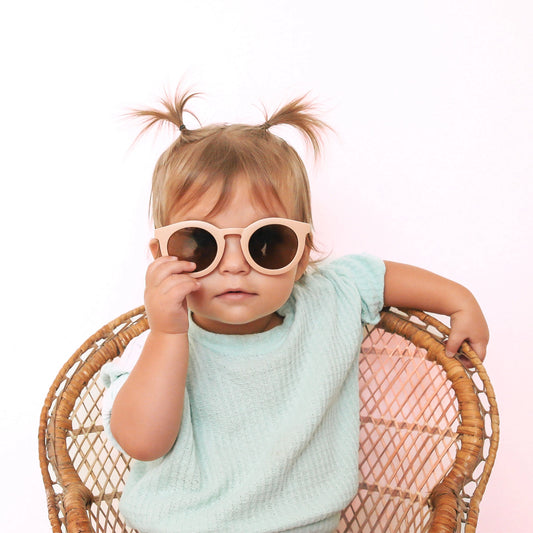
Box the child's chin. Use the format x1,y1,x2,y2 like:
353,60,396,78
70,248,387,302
191,312,278,334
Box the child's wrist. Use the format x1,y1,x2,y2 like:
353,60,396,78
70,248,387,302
148,330,190,346
145,312,190,338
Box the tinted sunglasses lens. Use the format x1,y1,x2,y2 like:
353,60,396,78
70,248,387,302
167,227,217,272
248,224,298,270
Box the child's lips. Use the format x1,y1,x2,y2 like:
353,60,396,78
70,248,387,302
216,289,256,300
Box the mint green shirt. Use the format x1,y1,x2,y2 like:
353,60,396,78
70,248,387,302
102,255,385,533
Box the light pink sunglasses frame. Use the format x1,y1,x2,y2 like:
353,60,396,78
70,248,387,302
155,217,311,277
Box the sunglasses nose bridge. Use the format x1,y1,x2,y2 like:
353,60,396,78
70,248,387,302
216,228,252,274
218,227,247,253
219,227,245,238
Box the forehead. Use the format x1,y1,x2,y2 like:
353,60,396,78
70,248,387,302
168,174,292,223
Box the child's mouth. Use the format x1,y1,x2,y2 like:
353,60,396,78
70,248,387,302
217,289,255,300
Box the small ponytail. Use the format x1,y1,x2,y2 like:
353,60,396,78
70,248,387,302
127,88,201,142
261,94,331,158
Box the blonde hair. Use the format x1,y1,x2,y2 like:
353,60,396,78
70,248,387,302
129,89,330,252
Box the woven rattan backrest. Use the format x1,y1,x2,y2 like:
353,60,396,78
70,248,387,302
338,310,498,532
39,307,498,533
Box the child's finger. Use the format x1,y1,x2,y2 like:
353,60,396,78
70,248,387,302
446,335,487,367
145,255,179,279
146,257,196,286
446,336,475,368
445,332,464,358
158,275,201,298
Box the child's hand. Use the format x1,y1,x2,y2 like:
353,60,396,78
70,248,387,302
144,256,201,335
383,261,489,366
446,297,489,365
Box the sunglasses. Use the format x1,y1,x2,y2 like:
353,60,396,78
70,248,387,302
155,217,311,277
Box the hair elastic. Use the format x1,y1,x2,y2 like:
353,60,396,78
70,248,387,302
179,124,187,131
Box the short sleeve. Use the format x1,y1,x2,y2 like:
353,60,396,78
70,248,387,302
325,254,385,325
100,330,150,451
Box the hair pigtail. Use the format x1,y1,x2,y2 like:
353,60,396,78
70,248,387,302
262,94,331,158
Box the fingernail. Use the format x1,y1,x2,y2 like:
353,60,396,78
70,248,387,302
445,350,454,358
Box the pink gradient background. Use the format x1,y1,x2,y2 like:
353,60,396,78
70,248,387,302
2,1,531,531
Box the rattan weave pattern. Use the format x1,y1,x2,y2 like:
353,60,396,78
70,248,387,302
39,307,498,533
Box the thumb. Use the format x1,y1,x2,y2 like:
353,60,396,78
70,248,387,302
445,331,465,358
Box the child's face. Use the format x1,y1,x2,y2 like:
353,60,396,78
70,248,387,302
151,180,309,335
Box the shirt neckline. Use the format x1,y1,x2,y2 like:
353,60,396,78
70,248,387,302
187,301,294,355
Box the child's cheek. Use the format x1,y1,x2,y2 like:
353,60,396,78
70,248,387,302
186,281,210,311
186,290,201,308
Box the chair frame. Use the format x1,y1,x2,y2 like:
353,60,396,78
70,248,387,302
39,306,499,533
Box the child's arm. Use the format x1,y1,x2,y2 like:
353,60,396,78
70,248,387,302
110,256,200,461
383,261,489,361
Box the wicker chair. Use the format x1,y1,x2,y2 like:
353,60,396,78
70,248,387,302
39,306,499,533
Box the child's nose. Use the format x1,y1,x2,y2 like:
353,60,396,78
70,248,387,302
218,236,251,275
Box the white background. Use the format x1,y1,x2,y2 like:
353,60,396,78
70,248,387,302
1,1,531,531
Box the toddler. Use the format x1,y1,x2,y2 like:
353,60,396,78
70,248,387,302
101,90,489,533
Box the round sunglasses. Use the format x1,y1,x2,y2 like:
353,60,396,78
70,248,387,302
154,217,311,277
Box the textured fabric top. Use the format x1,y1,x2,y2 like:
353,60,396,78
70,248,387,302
101,254,385,533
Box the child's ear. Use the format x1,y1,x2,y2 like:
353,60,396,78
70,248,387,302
295,247,311,281
149,238,162,259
